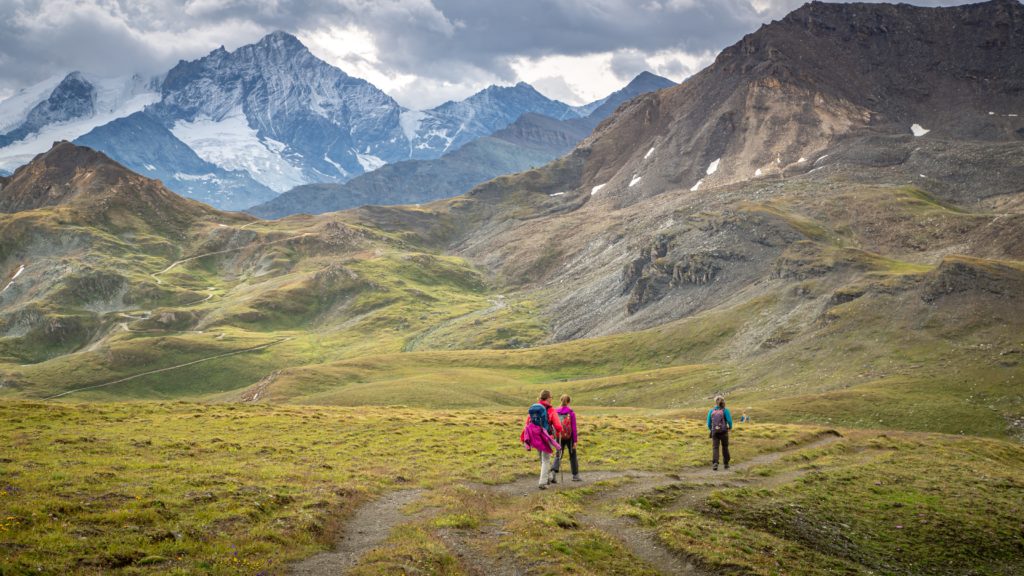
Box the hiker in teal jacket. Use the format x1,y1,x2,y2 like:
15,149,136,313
706,395,733,470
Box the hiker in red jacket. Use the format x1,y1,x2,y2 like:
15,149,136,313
522,390,563,487
528,389,563,438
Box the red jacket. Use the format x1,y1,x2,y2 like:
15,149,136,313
522,399,563,437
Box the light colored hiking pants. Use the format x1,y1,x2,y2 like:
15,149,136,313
539,451,552,486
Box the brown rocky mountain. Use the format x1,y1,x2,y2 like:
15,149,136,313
571,0,1024,205
354,0,1024,342
0,141,216,231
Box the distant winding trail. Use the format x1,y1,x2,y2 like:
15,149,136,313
151,232,313,285
43,337,292,400
402,296,507,352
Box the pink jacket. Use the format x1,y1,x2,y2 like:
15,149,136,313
520,421,559,454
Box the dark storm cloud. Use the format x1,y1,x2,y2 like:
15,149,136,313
0,0,987,101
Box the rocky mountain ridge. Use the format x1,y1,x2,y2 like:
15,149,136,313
0,31,646,210
248,72,674,217
564,0,1024,206
350,0,1024,343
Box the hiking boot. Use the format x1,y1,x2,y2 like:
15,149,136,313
538,484,547,490
712,463,718,471
572,475,582,482
550,476,557,484
724,464,730,470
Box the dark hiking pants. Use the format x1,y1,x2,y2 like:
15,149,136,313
552,438,578,476
712,431,730,465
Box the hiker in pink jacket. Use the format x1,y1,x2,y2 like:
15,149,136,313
520,419,559,453
521,390,561,489
551,394,582,482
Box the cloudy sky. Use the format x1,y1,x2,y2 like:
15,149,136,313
0,0,976,110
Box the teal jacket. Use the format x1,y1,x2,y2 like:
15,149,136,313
706,407,733,431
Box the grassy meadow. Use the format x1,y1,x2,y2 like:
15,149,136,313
2,401,1021,575
0,401,820,575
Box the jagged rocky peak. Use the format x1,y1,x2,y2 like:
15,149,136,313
225,30,319,72
253,30,309,57
26,72,96,126
152,29,408,186
158,29,342,120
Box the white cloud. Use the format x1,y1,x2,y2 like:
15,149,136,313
0,0,981,112
511,48,711,106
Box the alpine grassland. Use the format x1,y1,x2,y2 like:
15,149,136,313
3,401,1021,575
0,401,817,574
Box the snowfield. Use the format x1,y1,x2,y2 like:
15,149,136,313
171,108,307,192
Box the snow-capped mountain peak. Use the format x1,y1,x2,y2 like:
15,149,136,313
1,30,662,211
151,31,406,189
0,72,159,173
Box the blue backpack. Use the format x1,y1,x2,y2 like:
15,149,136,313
528,403,549,433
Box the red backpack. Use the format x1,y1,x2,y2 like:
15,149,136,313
558,411,573,441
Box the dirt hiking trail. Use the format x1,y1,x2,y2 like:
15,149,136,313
289,489,425,575
289,432,842,575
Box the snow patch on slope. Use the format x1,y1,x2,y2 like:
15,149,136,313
323,154,348,177
2,264,26,293
629,174,642,187
644,147,655,159
355,153,386,172
172,108,306,192
910,123,930,137
0,75,63,133
591,183,606,195
706,158,720,175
